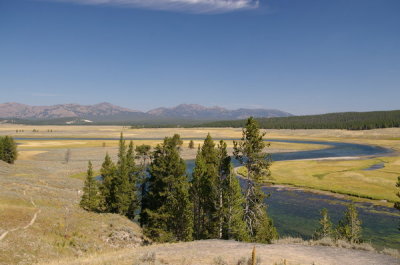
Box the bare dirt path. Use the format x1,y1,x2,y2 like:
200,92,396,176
0,197,40,242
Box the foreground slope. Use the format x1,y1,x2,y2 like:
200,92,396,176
43,239,398,265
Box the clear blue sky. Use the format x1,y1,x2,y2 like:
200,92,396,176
0,0,399,115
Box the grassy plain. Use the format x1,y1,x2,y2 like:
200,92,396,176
0,125,399,264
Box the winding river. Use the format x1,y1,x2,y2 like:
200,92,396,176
16,137,399,249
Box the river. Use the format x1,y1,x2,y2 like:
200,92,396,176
16,137,399,249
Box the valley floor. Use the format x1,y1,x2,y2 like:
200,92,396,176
0,126,399,264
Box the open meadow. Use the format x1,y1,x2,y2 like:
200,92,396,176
0,125,399,264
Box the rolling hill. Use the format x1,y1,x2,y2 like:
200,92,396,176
0,102,292,124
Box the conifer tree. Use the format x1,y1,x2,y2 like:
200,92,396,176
136,144,152,226
80,161,100,211
337,204,362,244
188,140,195,149
395,176,400,230
221,163,249,241
313,208,333,240
142,134,193,242
113,133,132,215
191,134,219,239
0,136,18,164
0,137,3,161
99,153,116,212
126,140,138,219
217,140,248,241
233,117,278,242
191,147,207,239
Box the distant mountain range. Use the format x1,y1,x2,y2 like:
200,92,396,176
0,102,292,124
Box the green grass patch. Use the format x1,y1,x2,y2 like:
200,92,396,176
68,171,100,180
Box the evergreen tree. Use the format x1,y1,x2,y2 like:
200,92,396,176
113,133,132,215
191,134,219,239
0,136,18,164
337,204,362,244
188,140,195,149
126,140,138,219
254,212,278,243
221,163,249,241
395,176,400,230
0,137,3,161
233,117,278,242
191,146,207,239
135,144,152,226
313,208,333,240
99,153,116,212
80,161,100,211
217,140,248,241
142,134,193,242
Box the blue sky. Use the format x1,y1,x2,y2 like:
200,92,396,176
0,0,399,115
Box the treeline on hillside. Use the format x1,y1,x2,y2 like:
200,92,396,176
198,110,400,130
80,118,366,244
0,136,17,164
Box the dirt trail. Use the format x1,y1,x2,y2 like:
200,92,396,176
0,197,40,242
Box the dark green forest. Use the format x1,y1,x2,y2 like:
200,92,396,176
198,110,400,130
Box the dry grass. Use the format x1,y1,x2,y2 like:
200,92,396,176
0,145,145,265
40,239,399,265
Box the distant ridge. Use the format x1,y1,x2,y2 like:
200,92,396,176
0,102,292,124
198,110,400,130
147,104,292,120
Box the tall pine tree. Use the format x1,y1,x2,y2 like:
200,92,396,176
141,134,193,242
112,133,133,215
99,153,116,212
233,117,278,243
80,161,100,211
219,140,248,241
395,176,400,230
126,140,138,219
191,134,220,239
136,144,152,226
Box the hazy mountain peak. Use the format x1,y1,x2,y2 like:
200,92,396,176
147,103,292,120
0,102,292,122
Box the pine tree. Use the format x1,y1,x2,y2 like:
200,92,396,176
113,133,132,215
135,144,152,226
337,203,362,244
142,134,193,242
233,117,278,242
99,153,116,212
313,208,333,240
221,163,249,241
395,176,400,230
188,140,195,149
191,147,207,239
191,134,219,239
126,140,138,220
0,136,18,164
0,137,4,161
217,140,248,241
80,161,100,211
